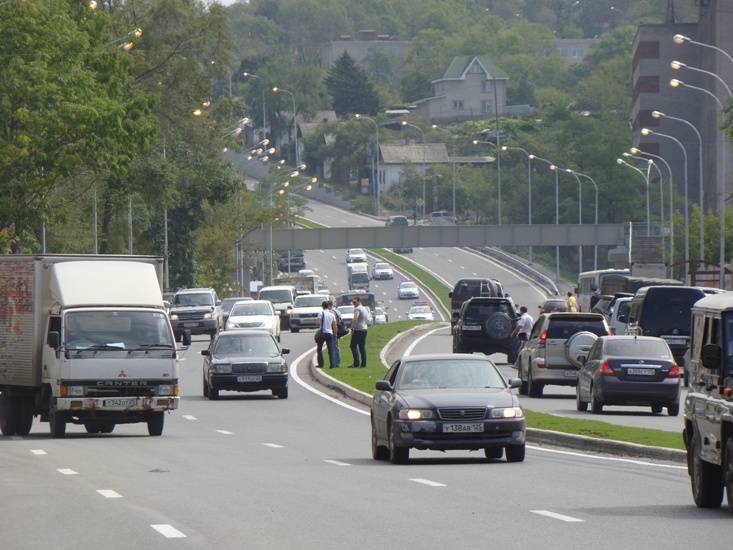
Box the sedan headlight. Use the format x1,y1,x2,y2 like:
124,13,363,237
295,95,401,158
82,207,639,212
267,362,287,373
211,363,232,374
490,407,524,419
398,409,435,420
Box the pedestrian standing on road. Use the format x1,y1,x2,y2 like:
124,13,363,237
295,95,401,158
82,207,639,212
589,283,600,311
566,291,578,312
316,301,339,368
348,296,369,368
510,306,534,342
328,300,342,368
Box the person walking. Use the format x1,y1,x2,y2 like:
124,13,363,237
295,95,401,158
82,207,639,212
348,296,369,368
510,306,534,342
566,291,578,312
316,300,339,368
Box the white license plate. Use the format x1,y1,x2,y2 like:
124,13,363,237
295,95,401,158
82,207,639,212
443,423,484,433
104,398,136,407
237,375,262,383
665,338,686,346
627,368,655,376
564,370,578,377
183,322,199,327
461,325,482,331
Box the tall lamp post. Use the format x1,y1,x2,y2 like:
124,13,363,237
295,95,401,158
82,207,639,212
265,166,303,285
630,148,675,275
502,146,533,262
616,157,651,236
272,87,298,166
473,140,502,224
243,72,268,142
623,152,665,247
432,125,457,223
568,168,599,271
552,165,583,273
641,128,690,270
356,114,381,217
402,121,427,221
530,154,560,281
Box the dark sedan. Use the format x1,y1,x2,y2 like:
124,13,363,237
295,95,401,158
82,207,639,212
371,354,526,464
575,335,680,416
201,330,290,400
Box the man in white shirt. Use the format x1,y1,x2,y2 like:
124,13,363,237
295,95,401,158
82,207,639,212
511,306,534,342
348,296,369,368
316,301,340,368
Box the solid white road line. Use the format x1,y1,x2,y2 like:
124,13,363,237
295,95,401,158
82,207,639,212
324,460,351,466
97,490,122,499
262,443,284,448
151,524,187,538
30,450,46,455
409,478,446,487
529,445,687,470
530,510,584,522
57,469,77,475
215,430,233,435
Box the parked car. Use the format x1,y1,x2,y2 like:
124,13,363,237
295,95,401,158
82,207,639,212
452,296,520,363
406,302,434,321
225,299,280,341
371,262,394,280
575,335,681,416
346,248,367,263
449,278,505,327
289,294,328,333
398,280,420,300
220,296,251,325
516,312,610,397
201,330,290,400
370,353,525,464
429,210,455,225
538,297,568,314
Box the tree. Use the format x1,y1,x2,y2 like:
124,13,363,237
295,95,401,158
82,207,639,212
326,52,380,118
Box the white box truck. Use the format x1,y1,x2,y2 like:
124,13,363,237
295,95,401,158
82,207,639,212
0,255,189,438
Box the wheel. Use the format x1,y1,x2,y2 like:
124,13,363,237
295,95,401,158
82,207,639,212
725,438,733,514
208,387,219,400
388,421,409,464
689,431,723,508
290,328,300,333
505,444,526,463
147,412,165,436
590,388,603,414
203,377,209,398
273,387,289,399
517,360,528,395
667,403,680,417
452,337,466,354
485,312,513,340
17,396,34,436
527,368,543,398
84,423,101,434
507,349,518,365
100,423,115,434
209,330,217,342
575,385,588,412
0,393,19,436
371,420,389,461
484,447,503,460
651,404,663,414
48,404,67,439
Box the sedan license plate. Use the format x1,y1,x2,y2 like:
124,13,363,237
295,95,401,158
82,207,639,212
627,368,655,376
237,375,262,383
443,423,484,433
564,370,578,377
104,398,136,407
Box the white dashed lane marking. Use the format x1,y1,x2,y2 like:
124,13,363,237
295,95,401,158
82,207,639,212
57,469,78,475
324,460,351,466
151,524,187,538
530,510,584,522
216,430,233,435
97,490,122,499
409,478,446,487
182,415,196,420
30,450,47,455
262,443,284,448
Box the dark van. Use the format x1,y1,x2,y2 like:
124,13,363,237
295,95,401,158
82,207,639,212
625,285,708,367
449,278,504,327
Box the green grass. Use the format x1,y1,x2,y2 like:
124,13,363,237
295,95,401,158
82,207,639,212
298,215,685,451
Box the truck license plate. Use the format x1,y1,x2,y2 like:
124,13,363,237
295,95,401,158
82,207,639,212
237,375,262,383
104,398,136,407
183,322,199,328
443,423,484,433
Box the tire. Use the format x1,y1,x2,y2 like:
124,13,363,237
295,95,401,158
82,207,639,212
208,387,219,400
506,444,526,463
507,349,518,365
575,386,588,412
0,393,19,436
100,424,115,434
203,377,209,398
290,328,299,333
590,388,603,414
527,368,543,398
452,337,466,354
690,432,723,508
667,403,680,417
651,404,663,414
371,420,389,461
485,312,513,340
147,412,165,436
84,423,101,434
517,360,528,395
388,421,409,465
17,396,34,436
725,438,733,514
484,447,503,460
273,387,289,399
49,404,67,439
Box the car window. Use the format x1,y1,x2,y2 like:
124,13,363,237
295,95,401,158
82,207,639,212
638,290,703,334
587,339,602,361
396,359,505,389
232,303,273,316
294,296,324,307
605,339,672,357
214,334,278,356
546,317,607,338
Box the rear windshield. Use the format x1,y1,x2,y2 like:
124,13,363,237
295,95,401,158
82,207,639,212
638,289,704,335
546,316,607,338
453,280,496,302
465,302,512,319
606,339,672,358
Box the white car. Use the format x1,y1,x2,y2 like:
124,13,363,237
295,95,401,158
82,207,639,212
337,305,355,326
407,302,434,320
289,294,329,333
225,300,281,341
346,248,367,263
373,306,388,325
398,280,420,300
371,262,394,280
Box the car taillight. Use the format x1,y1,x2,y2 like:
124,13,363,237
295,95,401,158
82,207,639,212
538,330,547,348
599,362,616,377
667,364,680,379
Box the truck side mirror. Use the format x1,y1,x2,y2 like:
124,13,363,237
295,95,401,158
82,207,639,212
47,331,60,349
617,315,626,323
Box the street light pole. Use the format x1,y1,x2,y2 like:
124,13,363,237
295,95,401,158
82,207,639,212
616,157,651,237
273,87,298,166
570,170,599,270
402,121,426,221
432,125,457,223
503,146,533,261
243,73,267,143
531,155,560,281
624,152,665,250
356,114,381,217
473,140,502,224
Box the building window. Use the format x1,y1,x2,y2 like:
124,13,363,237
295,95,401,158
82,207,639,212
483,81,493,93
452,100,464,110
482,100,493,113
557,46,567,57
572,46,583,58
468,62,482,73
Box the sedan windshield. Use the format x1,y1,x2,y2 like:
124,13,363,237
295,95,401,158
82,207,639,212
396,359,505,389
231,303,273,316
294,296,325,308
214,334,279,356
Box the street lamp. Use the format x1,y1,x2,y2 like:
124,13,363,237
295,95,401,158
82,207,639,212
502,145,533,262
630,148,675,275
265,169,301,285
530,154,560,281
272,87,298,166
473,140,502,224
670,60,732,97
568,168,599,271
641,127,690,269
559,167,583,273
432,125,457,223
402,121,427,221
623,152,665,245
616,157,651,237
243,72,268,143
673,33,733,69
356,114,381,217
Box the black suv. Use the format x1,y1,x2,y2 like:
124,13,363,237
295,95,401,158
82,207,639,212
449,278,504,327
452,297,520,363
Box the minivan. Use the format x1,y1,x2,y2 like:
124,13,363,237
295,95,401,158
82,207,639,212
449,278,504,327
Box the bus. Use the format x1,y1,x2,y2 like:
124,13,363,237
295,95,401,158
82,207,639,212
576,269,629,312
337,291,377,312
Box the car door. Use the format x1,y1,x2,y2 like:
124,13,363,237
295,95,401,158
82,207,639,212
579,338,603,401
519,316,545,380
372,360,401,439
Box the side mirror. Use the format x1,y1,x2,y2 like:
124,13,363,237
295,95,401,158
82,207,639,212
507,378,522,389
201,349,211,356
47,331,60,349
281,348,291,355
452,311,460,320
448,292,453,298
375,380,393,392
617,315,627,323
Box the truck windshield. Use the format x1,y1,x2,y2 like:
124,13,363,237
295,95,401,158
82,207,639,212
259,289,292,303
65,311,174,350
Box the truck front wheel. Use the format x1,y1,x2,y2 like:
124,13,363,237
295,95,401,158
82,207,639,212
0,393,19,436
48,404,67,439
147,412,164,436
